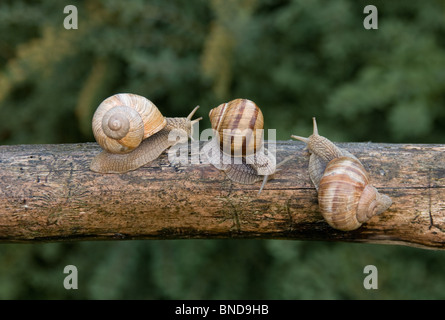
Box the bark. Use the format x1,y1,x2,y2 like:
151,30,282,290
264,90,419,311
0,141,444,249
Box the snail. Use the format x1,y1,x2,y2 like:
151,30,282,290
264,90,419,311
202,98,276,194
90,93,201,173
291,117,392,231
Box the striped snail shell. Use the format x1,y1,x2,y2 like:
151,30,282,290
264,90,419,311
291,118,392,231
204,98,276,194
209,98,264,157
92,93,166,154
318,157,392,231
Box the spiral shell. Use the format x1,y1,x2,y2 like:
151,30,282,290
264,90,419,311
318,157,391,231
209,99,264,157
92,93,166,154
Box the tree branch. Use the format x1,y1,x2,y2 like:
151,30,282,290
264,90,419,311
0,141,444,250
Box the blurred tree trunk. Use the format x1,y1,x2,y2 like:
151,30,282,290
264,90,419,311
0,142,444,250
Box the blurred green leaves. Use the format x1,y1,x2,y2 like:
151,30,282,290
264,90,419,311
2,240,445,299
1,0,444,143
327,18,445,142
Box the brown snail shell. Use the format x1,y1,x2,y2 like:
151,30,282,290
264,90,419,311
209,98,264,157
92,93,166,154
291,117,392,231
318,157,391,231
204,98,275,194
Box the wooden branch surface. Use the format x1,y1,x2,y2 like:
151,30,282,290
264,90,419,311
0,141,444,249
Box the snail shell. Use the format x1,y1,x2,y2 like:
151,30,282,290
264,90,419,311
92,93,166,154
209,98,264,157
204,98,275,194
291,118,392,231
318,157,391,231
90,94,201,173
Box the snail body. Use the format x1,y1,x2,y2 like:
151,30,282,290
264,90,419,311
291,118,391,231
90,93,201,173
203,98,276,194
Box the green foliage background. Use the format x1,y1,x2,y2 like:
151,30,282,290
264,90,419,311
0,0,444,299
